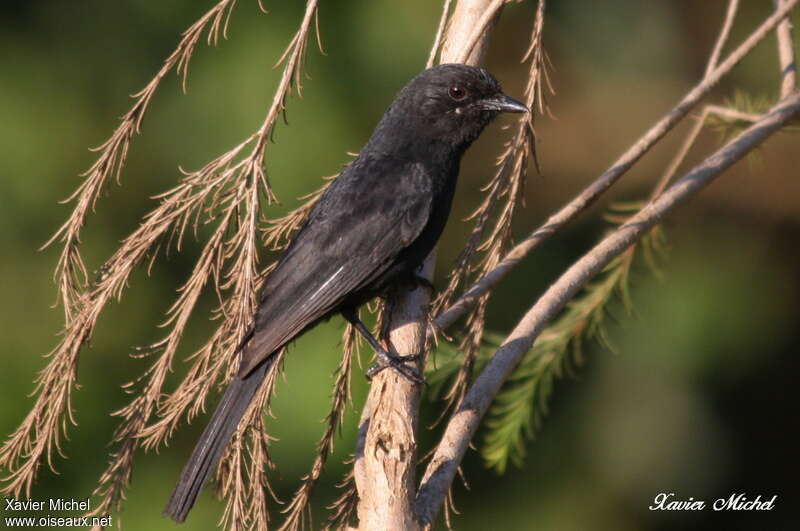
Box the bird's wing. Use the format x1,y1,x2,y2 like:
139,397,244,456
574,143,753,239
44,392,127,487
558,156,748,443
238,159,432,376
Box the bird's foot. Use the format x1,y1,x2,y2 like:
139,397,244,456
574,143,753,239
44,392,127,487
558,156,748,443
342,305,424,384
366,349,425,384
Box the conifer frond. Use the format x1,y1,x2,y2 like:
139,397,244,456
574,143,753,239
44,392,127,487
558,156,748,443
709,90,774,144
480,204,666,473
0,2,247,500
279,324,357,531
324,468,358,530
42,0,241,325
217,352,285,531
1,1,323,524
261,177,333,251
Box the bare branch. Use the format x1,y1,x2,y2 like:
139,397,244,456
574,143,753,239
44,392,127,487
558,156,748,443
660,0,795,197
706,0,739,77
416,90,800,527
352,1,503,529
352,257,441,531
654,104,761,197
427,0,454,68
0,0,322,513
451,0,507,65
433,0,800,333
775,0,798,97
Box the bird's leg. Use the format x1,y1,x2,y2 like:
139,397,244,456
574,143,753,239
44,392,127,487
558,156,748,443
342,307,424,384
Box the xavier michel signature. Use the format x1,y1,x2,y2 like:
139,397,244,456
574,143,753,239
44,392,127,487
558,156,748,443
649,492,777,511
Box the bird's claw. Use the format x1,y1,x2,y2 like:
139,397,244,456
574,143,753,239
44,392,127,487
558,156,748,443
366,350,425,384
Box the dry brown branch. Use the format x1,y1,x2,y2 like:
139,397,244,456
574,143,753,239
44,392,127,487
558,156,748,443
217,352,285,531
2,0,244,501
279,325,357,531
432,0,800,334
42,0,240,325
427,0,455,68
147,0,320,518
3,2,241,492
325,468,359,530
416,90,800,528
87,173,268,520
0,0,322,519
139,153,323,450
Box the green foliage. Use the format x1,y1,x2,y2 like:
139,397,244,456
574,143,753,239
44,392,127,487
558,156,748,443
706,90,800,170
430,202,668,474
710,90,768,146
426,331,501,396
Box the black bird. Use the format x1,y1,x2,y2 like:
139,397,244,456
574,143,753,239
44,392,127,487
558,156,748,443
164,63,527,522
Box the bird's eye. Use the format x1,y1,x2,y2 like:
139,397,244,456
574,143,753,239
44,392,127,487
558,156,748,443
449,86,467,101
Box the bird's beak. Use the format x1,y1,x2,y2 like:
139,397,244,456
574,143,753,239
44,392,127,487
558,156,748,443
478,93,528,113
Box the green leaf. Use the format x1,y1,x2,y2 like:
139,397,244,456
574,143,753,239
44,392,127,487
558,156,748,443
475,212,668,473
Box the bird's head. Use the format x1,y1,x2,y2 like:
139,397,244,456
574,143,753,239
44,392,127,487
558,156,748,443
385,64,528,154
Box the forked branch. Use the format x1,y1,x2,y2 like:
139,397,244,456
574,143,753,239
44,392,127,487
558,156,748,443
416,90,800,527
433,0,800,333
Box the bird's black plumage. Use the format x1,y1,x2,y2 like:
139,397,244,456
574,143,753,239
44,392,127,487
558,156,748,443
164,64,527,523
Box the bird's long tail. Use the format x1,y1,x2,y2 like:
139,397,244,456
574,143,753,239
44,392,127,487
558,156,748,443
164,358,271,523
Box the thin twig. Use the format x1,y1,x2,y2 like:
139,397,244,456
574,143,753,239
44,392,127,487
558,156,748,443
775,0,797,97
279,325,357,531
41,0,239,325
659,0,795,197
325,468,359,530
654,104,761,197
706,0,739,77
416,90,800,528
427,0,454,68
433,0,800,333
0,0,322,514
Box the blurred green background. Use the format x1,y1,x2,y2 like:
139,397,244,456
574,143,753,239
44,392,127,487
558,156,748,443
1,1,798,530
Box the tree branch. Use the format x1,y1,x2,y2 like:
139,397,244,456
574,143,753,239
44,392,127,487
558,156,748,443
352,1,506,529
705,0,739,77
427,0,454,68
775,0,797,97
433,0,800,333
655,104,761,197
416,89,800,527
658,0,796,196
